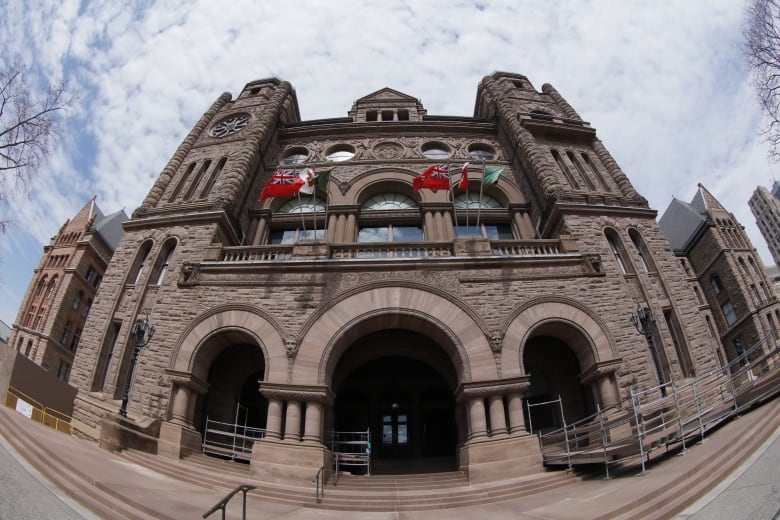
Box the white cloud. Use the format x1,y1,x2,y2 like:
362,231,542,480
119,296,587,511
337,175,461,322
0,0,776,325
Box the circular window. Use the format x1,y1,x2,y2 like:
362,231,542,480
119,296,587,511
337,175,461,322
421,142,450,160
326,145,355,162
468,144,495,161
209,113,250,138
282,148,309,165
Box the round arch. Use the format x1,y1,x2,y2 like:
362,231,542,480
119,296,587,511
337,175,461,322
292,286,497,386
501,298,617,378
169,306,288,383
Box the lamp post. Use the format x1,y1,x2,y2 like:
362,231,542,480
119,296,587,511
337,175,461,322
118,317,155,417
630,303,666,395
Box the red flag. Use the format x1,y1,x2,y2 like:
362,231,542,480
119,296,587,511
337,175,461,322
413,164,450,192
259,170,305,201
459,162,469,190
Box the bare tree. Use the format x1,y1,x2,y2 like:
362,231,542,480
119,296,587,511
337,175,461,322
746,0,780,160
0,63,71,232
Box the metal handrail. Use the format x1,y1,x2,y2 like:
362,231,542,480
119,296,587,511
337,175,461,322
536,332,780,477
4,386,73,434
203,484,256,520
313,465,326,503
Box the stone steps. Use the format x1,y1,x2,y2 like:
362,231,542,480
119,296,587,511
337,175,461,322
599,396,780,520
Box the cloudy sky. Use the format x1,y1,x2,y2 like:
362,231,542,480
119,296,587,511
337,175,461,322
0,1,775,326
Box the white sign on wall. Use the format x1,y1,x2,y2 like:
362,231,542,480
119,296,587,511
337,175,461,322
15,399,34,419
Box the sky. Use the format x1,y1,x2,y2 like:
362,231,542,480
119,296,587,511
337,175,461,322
0,0,776,327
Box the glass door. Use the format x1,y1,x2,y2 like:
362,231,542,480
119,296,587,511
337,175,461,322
381,412,410,458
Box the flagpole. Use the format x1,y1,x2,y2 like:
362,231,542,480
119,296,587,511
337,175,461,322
295,164,306,234
309,169,317,238
477,160,485,232
448,160,457,239
322,170,329,241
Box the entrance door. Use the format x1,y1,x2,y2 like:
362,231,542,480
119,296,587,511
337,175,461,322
380,411,410,458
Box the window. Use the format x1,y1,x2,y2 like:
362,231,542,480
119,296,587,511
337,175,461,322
551,149,579,189
278,197,327,214
46,277,58,299
85,265,95,282
81,299,92,317
358,225,422,243
169,162,196,201
93,274,102,290
326,145,355,162
628,229,655,272
710,274,723,294
130,242,153,285
152,240,177,286
455,223,513,239
70,328,82,351
268,229,327,244
605,229,630,274
468,144,495,161
362,193,417,211
282,148,308,165
567,151,595,190
56,360,70,382
61,320,72,343
721,301,737,326
421,142,450,160
25,340,33,357
453,193,502,209
73,291,83,310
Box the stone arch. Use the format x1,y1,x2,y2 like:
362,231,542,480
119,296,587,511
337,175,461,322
292,286,496,386
501,297,617,378
169,305,287,383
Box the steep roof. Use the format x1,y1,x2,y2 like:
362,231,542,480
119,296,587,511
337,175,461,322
658,197,708,252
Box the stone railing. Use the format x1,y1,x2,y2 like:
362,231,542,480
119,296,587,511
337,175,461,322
218,238,572,264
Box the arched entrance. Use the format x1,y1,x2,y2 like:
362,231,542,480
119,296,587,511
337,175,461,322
523,335,594,432
332,329,458,473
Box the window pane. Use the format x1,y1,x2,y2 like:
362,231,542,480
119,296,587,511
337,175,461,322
383,425,393,444
358,227,390,242
298,229,326,241
485,224,513,240
455,225,482,237
392,226,422,242
397,424,408,445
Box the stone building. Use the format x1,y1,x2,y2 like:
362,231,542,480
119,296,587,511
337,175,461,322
660,186,780,369
67,72,744,484
9,198,126,382
749,181,780,266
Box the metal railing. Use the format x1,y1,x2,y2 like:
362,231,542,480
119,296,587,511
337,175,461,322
313,465,326,503
203,484,256,519
327,429,371,480
3,387,73,434
536,332,780,478
202,416,266,462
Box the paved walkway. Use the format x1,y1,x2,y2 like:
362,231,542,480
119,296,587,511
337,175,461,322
677,428,780,520
0,400,779,519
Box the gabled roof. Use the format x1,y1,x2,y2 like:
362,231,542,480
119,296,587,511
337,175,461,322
658,197,708,252
354,87,420,104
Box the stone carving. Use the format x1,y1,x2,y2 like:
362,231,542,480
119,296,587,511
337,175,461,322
488,330,505,353
373,142,404,160
179,262,201,286
583,254,603,274
285,334,300,359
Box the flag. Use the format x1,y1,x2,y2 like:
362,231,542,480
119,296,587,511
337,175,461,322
298,168,332,195
413,164,450,192
259,169,304,201
459,162,469,190
482,166,504,186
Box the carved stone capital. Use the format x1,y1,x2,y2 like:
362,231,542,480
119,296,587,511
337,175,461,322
164,369,210,395
579,359,622,385
455,377,530,402
259,383,334,405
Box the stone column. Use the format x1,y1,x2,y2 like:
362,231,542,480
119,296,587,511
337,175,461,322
284,400,302,441
169,384,192,426
506,392,527,434
346,213,357,241
488,394,507,436
424,211,436,240
467,397,488,439
328,214,339,242
597,375,619,409
303,401,323,443
578,359,623,410
265,398,284,440
251,213,270,245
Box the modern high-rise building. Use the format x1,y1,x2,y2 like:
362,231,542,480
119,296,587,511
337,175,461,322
8,198,127,382
58,72,775,484
749,181,780,265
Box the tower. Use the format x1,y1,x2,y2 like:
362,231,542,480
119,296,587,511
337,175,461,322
749,181,780,265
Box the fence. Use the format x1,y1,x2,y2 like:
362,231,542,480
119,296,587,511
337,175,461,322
3,386,73,434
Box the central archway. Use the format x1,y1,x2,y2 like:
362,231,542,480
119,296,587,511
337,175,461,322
332,329,458,473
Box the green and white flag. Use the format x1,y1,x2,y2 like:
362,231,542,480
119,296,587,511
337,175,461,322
482,166,504,186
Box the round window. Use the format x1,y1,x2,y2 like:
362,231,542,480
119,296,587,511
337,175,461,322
209,114,250,138
468,144,495,161
326,145,355,162
282,148,309,165
421,142,450,160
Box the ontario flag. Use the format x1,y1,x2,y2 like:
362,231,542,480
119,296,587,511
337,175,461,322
258,169,305,201
413,164,450,192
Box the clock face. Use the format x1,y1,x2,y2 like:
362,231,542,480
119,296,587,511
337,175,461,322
210,114,250,138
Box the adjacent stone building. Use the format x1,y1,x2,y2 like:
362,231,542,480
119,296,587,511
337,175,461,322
65,72,758,484
9,198,127,382
749,181,780,265
661,186,780,370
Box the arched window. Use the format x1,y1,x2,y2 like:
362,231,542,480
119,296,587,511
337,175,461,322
362,193,417,211
358,192,421,243
278,197,327,214
129,241,154,285
35,275,48,297
453,193,502,209
151,239,177,286
628,229,656,273
46,276,58,299
710,274,723,294
269,198,328,243
604,229,631,274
